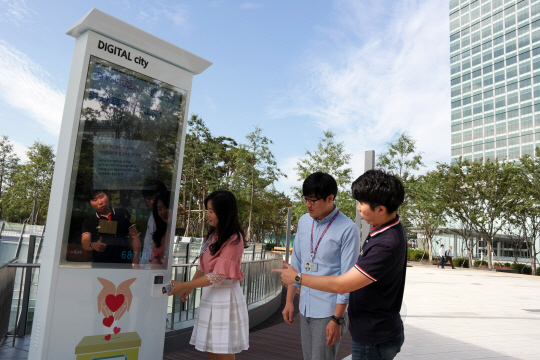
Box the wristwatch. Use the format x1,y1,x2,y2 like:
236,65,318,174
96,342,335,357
294,273,302,284
331,315,345,325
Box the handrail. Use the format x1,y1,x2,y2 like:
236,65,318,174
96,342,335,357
7,263,41,268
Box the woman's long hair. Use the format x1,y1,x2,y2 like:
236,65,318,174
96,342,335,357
152,191,170,248
204,190,247,255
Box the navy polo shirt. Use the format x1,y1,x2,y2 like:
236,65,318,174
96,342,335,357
81,207,135,264
348,215,407,345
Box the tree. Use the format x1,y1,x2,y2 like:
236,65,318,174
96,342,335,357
293,131,355,222
513,150,540,274
231,126,285,241
3,141,55,224
441,158,519,269
377,132,425,182
406,170,446,262
0,135,19,219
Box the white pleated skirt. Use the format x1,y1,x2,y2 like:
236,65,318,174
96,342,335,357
190,279,249,354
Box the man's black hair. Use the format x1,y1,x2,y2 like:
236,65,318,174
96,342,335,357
302,172,338,200
84,183,107,202
351,169,404,214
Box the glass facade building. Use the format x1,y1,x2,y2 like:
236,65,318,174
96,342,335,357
449,0,540,164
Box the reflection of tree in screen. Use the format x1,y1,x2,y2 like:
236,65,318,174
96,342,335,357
66,56,186,256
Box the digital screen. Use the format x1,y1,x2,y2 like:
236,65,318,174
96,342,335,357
62,55,187,269
154,275,164,285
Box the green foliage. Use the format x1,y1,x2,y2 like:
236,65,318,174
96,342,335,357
453,258,469,267
377,132,425,180
292,131,355,222
407,248,428,261
0,135,20,219
504,262,511,267
2,141,55,224
536,267,540,276
474,260,488,267
180,116,289,241
510,263,532,274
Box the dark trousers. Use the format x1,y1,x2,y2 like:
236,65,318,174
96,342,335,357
438,256,445,268
351,329,405,360
446,256,455,268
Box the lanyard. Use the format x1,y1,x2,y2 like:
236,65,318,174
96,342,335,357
191,235,217,265
310,210,339,262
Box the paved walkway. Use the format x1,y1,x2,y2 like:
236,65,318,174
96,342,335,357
391,263,540,360
2,263,540,359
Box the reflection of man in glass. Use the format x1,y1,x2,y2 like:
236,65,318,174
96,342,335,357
81,189,141,265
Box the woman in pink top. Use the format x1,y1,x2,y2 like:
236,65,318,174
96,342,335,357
169,190,249,359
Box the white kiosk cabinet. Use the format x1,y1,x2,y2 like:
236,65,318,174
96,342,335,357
29,9,211,360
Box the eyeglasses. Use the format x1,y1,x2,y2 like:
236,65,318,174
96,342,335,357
302,196,322,205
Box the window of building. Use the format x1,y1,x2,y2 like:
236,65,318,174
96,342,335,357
452,134,462,144
452,77,462,86
484,89,494,98
508,121,520,132
452,87,462,97
508,147,520,159
519,35,531,48
506,41,517,53
496,97,506,108
507,81,519,92
508,135,520,146
463,83,472,93
473,93,483,102
484,114,494,123
485,126,495,137
508,109,519,118
518,24,530,36
519,50,531,61
497,137,507,147
521,89,532,101
485,140,495,150
517,9,529,23
520,77,532,87
506,55,518,66
521,106,533,116
507,93,519,105
463,120,473,129
451,54,461,63
452,123,462,132
473,80,483,90
483,51,493,61
520,62,531,74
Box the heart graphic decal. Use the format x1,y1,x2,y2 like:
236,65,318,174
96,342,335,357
104,334,111,341
113,326,121,334
102,316,114,328
105,294,125,313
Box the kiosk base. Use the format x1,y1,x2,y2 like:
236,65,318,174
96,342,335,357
75,332,141,360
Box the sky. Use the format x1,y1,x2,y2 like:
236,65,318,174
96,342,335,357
0,0,451,195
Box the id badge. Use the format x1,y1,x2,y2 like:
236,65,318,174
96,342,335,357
304,262,318,272
98,219,118,234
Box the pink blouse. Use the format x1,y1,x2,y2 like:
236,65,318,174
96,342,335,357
199,234,245,281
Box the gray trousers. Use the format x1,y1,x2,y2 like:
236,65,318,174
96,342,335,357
300,313,349,360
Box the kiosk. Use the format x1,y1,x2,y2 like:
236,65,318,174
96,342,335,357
29,9,211,360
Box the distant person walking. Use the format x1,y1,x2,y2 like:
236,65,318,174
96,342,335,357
437,245,445,269
445,246,455,269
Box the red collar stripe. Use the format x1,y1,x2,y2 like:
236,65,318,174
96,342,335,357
370,219,400,237
354,265,377,282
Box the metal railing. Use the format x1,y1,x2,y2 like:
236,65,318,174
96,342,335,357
167,251,283,330
0,259,17,344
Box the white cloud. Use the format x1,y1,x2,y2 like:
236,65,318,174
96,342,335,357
137,4,189,27
10,139,29,163
272,0,451,178
240,3,262,9
274,155,302,195
0,41,64,136
0,0,35,26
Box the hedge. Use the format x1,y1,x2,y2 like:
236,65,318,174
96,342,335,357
510,263,532,274
453,258,469,268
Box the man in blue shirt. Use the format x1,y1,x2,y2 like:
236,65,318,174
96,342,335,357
276,170,407,360
283,172,360,360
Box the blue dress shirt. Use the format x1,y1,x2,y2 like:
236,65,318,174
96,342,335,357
291,205,360,318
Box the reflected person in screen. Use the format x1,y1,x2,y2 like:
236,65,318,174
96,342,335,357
149,191,171,268
140,179,167,268
81,188,141,265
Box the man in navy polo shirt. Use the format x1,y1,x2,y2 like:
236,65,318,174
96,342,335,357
275,170,406,360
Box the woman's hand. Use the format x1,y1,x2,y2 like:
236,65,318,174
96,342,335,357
180,288,193,302
167,280,190,297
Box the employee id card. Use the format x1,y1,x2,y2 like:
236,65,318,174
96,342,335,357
305,262,318,272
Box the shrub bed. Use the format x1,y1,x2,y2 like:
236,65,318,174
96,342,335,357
473,260,488,267
452,258,469,268
510,263,532,274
